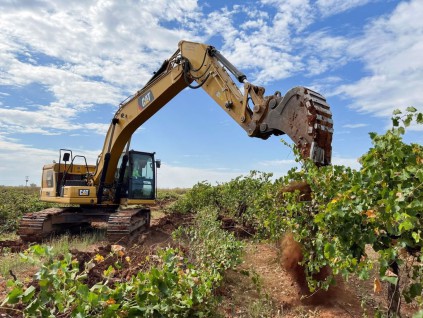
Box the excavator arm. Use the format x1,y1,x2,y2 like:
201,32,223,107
179,41,333,163
94,41,333,201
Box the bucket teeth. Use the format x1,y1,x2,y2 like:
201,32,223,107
256,86,333,166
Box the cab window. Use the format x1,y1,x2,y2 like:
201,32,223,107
42,170,54,188
129,153,155,200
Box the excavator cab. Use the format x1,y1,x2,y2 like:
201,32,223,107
124,151,156,200
115,150,158,204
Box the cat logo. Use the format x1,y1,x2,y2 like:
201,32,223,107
79,189,90,196
138,90,154,110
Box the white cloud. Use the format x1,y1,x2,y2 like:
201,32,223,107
335,0,423,117
0,136,58,185
0,135,101,186
197,1,319,83
203,0,370,85
332,156,361,170
83,123,111,135
406,122,423,132
240,19,266,30
258,159,297,167
158,164,244,188
316,0,374,17
296,31,349,77
343,123,368,128
0,0,203,137
1,0,391,140
0,101,92,134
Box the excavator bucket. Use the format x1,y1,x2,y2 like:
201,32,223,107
260,87,333,166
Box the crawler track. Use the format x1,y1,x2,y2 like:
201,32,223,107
18,207,73,241
107,208,151,244
0,240,28,253
18,206,151,244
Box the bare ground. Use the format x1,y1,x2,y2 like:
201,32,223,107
0,209,420,317
217,235,419,318
217,242,365,318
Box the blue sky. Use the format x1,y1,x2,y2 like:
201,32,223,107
0,0,422,187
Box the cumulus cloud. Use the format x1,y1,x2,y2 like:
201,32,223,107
201,0,373,84
335,0,423,117
0,0,203,137
296,31,349,77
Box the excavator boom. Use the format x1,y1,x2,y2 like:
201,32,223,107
179,41,332,165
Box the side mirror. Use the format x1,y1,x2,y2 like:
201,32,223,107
155,160,161,168
63,153,71,162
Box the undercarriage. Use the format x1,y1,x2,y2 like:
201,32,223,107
18,206,151,244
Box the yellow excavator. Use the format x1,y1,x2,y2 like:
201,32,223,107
18,41,333,243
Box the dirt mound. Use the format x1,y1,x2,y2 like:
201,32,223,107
71,244,150,287
0,240,28,253
70,212,192,286
153,212,193,230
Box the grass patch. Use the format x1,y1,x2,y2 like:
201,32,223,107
0,231,106,278
247,295,281,318
0,232,19,241
151,209,165,220
45,230,106,254
0,253,33,280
